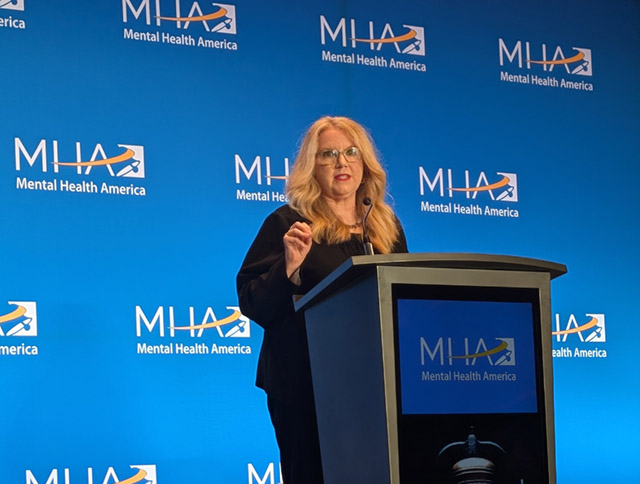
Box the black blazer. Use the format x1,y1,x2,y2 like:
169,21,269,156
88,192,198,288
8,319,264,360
236,205,408,404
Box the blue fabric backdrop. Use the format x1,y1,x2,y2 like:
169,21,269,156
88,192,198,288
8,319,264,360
1,1,639,482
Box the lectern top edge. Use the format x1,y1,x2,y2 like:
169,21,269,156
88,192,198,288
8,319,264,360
294,252,567,312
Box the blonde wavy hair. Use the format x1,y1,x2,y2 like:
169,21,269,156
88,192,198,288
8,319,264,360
287,116,400,254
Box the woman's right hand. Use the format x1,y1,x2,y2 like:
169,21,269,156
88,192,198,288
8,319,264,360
283,221,313,279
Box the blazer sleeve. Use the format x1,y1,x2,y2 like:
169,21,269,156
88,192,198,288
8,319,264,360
236,210,298,330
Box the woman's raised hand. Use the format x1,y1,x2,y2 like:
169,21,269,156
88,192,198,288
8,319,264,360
283,222,313,278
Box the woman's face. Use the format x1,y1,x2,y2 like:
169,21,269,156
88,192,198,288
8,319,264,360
313,128,364,203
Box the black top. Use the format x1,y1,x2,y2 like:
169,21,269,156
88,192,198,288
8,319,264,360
236,205,408,404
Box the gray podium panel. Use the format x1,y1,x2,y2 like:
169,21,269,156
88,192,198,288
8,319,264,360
305,272,391,483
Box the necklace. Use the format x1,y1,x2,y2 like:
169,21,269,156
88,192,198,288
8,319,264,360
345,220,362,229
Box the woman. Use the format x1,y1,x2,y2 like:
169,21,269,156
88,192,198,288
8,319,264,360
236,116,408,484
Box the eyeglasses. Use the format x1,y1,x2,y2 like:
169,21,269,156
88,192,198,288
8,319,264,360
315,146,362,166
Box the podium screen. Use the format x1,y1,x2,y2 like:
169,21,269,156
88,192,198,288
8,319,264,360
396,298,537,415
392,284,549,483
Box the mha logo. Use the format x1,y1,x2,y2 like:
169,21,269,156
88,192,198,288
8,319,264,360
0,301,38,356
421,337,516,366
0,301,37,337
15,138,144,177
499,39,591,75
122,1,238,50
321,16,424,55
123,0,236,33
136,305,250,337
136,305,252,355
419,168,518,201
499,38,594,91
26,464,156,484
554,313,606,342
552,313,607,359
320,15,426,72
235,153,290,203
14,137,146,196
419,167,519,218
0,0,26,29
0,0,24,11
420,336,517,383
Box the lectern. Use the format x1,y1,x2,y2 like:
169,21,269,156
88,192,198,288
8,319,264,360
294,253,566,484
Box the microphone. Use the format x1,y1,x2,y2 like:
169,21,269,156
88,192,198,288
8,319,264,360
362,197,374,255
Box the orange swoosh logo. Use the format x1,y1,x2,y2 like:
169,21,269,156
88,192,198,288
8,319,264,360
527,51,585,66
552,316,598,336
157,6,227,22
173,309,242,331
449,176,511,193
451,340,508,359
116,469,147,484
351,28,417,44
0,305,26,324
53,148,135,167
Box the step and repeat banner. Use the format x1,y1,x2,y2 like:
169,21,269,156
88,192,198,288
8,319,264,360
1,0,639,483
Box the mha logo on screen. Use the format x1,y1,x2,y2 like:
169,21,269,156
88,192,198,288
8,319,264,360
13,137,147,197
552,312,606,359
499,38,594,91
419,167,519,218
420,336,518,383
421,337,516,366
319,13,426,72
0,301,38,356
122,0,238,51
135,304,253,356
26,464,157,484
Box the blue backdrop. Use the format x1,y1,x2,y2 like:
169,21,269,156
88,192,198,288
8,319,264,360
2,1,639,483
